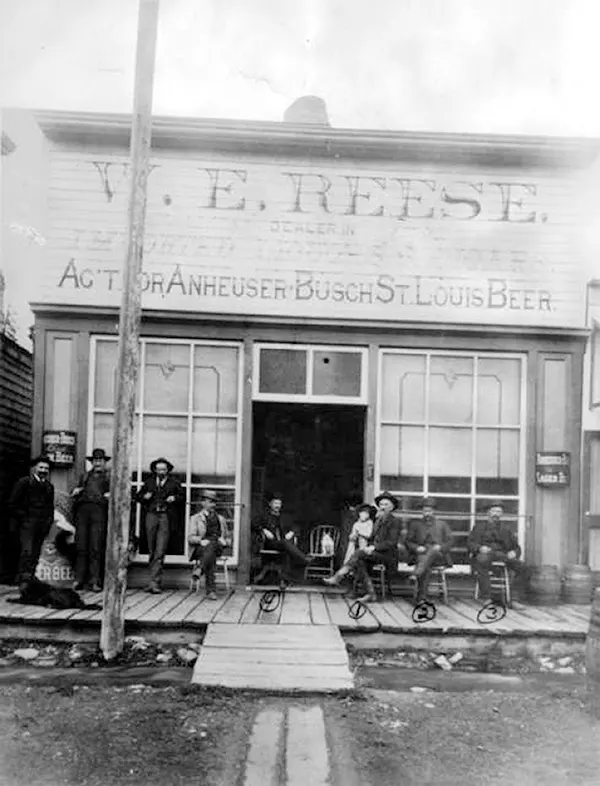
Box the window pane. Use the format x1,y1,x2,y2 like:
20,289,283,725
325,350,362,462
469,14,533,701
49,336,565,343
191,418,237,485
433,497,473,564
144,343,190,412
141,415,188,472
379,425,424,492
312,351,362,397
477,357,521,426
381,353,426,422
429,356,474,424
429,427,472,493
94,340,118,409
92,413,140,477
194,345,239,413
475,429,519,495
259,348,307,395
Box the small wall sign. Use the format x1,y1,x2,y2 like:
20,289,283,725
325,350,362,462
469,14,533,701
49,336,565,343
42,430,77,466
535,451,570,487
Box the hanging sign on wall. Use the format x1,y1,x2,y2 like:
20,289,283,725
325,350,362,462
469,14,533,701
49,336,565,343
535,451,570,487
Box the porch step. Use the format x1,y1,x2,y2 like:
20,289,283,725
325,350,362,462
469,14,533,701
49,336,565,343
191,623,354,692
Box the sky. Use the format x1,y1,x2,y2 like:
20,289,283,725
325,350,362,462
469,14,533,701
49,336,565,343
0,0,599,135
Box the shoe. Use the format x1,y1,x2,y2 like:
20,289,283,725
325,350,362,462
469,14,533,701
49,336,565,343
145,584,162,594
90,584,102,593
356,593,376,604
207,591,218,601
323,576,340,586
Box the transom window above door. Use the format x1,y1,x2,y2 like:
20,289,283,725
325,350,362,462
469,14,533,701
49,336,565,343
253,343,368,404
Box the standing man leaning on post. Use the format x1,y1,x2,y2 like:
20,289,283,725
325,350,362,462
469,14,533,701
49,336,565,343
71,448,111,592
9,456,55,591
135,457,183,594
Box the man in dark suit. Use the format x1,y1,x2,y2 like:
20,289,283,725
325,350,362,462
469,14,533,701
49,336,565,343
406,497,454,603
251,492,310,583
135,457,183,593
9,456,55,591
468,499,523,604
323,491,403,602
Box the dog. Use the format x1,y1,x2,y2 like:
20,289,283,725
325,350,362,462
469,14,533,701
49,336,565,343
7,577,101,610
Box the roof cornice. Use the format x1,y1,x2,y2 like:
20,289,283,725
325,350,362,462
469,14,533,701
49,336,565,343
32,110,600,169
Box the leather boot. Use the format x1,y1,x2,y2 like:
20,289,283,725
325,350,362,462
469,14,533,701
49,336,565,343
323,565,350,586
356,575,376,603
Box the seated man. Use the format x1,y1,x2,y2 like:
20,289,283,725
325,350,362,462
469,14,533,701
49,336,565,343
406,497,453,603
323,491,402,603
468,499,523,604
188,489,229,600
251,493,310,583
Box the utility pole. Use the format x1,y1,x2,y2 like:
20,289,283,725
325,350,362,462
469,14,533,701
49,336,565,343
101,0,160,660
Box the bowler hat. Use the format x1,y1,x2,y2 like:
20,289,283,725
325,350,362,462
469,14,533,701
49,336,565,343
201,489,218,501
150,457,174,473
30,455,50,467
374,491,398,509
87,447,110,462
357,502,377,519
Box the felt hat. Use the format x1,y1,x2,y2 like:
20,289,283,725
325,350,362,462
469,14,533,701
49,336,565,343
30,454,50,467
374,491,398,509
267,491,284,502
485,499,505,511
150,457,174,473
87,447,110,462
419,497,437,510
201,489,218,501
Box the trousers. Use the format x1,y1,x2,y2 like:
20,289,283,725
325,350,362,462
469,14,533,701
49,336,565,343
75,502,107,586
193,541,223,592
17,520,51,585
145,512,170,587
413,548,446,601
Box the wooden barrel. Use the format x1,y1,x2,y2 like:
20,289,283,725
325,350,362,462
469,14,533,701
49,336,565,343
586,588,600,686
528,564,561,605
562,564,594,604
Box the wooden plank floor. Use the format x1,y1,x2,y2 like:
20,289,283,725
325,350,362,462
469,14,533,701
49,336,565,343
0,586,591,637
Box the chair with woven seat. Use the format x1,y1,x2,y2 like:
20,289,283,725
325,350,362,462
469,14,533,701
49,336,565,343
304,525,340,582
474,560,511,605
189,556,231,592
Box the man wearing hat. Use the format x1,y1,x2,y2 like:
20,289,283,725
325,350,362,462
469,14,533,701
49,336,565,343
9,455,55,590
71,448,111,591
251,492,311,583
406,497,454,603
468,499,523,604
188,490,229,600
135,458,183,593
324,491,403,602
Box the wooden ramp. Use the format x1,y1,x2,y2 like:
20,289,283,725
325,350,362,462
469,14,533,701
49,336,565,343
191,623,354,692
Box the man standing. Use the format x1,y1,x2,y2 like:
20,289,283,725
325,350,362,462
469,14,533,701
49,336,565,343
9,456,55,591
251,492,310,583
71,447,110,592
135,457,183,594
324,491,403,603
406,497,454,603
188,489,229,600
468,499,523,604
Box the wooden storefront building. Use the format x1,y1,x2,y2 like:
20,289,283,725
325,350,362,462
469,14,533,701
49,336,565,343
13,106,598,585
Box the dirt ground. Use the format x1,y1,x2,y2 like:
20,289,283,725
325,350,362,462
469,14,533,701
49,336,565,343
0,680,599,786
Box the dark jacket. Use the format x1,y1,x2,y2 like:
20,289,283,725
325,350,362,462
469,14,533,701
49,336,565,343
9,474,55,531
73,469,110,508
251,510,294,543
407,517,454,565
467,520,521,559
135,475,184,527
370,511,403,566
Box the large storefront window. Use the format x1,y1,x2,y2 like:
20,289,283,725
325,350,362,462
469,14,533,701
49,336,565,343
378,350,526,561
89,337,243,564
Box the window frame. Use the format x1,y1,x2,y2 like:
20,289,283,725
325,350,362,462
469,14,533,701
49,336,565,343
252,342,368,404
87,335,244,566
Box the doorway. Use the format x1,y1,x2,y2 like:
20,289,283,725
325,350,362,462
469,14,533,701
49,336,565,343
251,402,365,552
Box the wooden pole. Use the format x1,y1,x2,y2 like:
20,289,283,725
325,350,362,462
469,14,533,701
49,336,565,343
100,0,160,660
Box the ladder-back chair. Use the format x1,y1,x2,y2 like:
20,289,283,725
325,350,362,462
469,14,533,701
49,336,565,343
305,525,340,581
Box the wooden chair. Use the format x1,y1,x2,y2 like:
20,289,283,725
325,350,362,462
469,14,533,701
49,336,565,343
304,525,340,581
474,560,511,605
392,563,449,603
189,556,231,592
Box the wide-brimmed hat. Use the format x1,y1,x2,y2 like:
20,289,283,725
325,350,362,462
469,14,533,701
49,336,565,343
30,454,50,467
484,499,505,512
150,457,174,473
87,447,110,462
200,489,218,501
419,497,437,510
357,502,377,519
374,491,398,509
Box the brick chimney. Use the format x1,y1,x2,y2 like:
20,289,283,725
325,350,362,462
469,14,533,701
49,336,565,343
283,96,331,126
